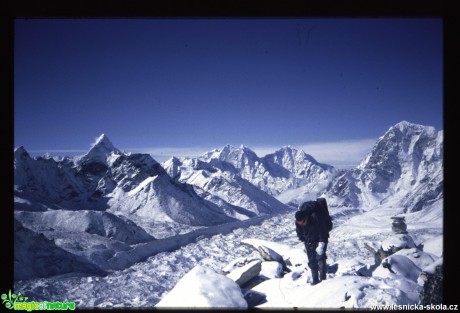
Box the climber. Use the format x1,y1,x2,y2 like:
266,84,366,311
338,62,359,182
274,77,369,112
295,198,332,285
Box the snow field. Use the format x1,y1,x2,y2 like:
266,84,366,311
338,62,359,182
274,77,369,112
15,203,442,309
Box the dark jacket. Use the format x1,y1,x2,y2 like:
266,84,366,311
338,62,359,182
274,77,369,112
295,209,329,243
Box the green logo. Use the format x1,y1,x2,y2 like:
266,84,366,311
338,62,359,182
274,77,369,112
1,290,28,309
1,290,76,311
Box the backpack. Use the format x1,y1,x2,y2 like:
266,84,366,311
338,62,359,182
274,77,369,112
296,198,333,232
316,197,333,232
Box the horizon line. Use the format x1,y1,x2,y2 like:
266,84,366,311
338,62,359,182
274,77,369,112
21,138,377,170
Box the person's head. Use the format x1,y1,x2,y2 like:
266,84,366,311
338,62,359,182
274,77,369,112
295,210,308,226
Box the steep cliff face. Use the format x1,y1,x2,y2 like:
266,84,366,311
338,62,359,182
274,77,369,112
323,121,443,212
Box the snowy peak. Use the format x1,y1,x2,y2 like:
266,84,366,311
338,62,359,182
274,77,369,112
14,145,29,155
162,157,183,178
327,121,443,211
14,146,31,160
200,145,260,170
190,143,339,199
78,134,121,166
89,133,120,155
14,146,33,184
265,146,322,170
358,121,441,171
392,120,436,135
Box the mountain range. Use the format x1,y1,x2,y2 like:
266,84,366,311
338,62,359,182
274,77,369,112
13,121,443,280
15,121,443,222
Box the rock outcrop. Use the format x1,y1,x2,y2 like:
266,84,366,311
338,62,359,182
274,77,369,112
419,259,443,305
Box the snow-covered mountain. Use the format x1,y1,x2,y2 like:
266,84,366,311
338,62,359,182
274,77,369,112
164,145,339,208
202,145,338,197
162,157,290,217
14,134,239,226
75,133,121,167
164,120,443,213
14,145,108,211
15,121,442,222
12,121,444,308
323,121,443,212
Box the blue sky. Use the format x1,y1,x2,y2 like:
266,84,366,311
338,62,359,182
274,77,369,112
14,18,443,168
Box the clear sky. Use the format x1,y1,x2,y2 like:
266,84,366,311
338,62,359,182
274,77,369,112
14,18,443,168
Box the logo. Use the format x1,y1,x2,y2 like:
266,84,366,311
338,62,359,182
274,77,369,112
1,290,76,311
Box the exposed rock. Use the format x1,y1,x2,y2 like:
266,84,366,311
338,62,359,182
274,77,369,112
240,276,269,290
257,245,291,273
364,230,417,276
364,241,382,265
391,216,408,234
419,258,443,305
356,263,379,277
381,234,416,253
226,260,262,287
222,256,261,274
323,121,443,212
242,289,267,308
364,215,416,269
373,254,422,282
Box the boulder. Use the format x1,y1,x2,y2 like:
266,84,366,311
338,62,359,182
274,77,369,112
222,256,261,274
155,265,247,308
260,261,283,279
257,245,291,273
242,290,266,308
364,234,417,275
226,260,262,287
373,254,422,282
381,234,416,253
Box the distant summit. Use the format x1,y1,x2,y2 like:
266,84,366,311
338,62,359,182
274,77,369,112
88,133,120,156
172,144,338,201
91,134,118,150
14,146,30,159
77,134,121,166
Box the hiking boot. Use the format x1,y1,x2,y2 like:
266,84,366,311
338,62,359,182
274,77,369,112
311,270,320,285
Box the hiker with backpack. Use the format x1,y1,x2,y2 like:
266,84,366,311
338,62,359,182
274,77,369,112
295,198,333,285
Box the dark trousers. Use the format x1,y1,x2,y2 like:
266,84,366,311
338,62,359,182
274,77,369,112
305,241,328,271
